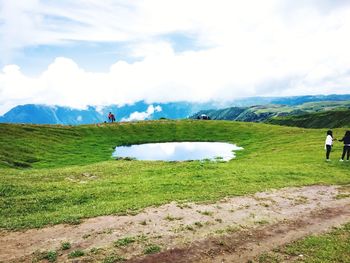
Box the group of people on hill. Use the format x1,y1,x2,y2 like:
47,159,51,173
325,130,350,161
108,112,116,123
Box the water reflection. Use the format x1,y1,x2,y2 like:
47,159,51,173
113,142,242,161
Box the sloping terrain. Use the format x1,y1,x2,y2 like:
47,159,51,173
1,120,349,262
190,101,350,127
267,109,350,128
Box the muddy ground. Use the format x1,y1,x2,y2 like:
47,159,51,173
0,185,349,262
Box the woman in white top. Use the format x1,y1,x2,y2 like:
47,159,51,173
325,130,333,161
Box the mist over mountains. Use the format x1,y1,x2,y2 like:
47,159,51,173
0,94,349,125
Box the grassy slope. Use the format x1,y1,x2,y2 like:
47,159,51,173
0,120,349,229
267,109,350,128
191,101,350,123
258,222,350,262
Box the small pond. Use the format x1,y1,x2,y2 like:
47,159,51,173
112,142,243,161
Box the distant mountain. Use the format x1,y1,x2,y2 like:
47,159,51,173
190,100,350,126
0,101,222,125
267,109,350,128
0,104,102,125
1,94,349,125
266,94,350,106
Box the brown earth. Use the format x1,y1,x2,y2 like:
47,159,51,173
0,185,349,263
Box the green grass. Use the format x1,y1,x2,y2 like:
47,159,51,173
0,120,349,230
103,254,126,263
258,222,350,262
114,237,136,247
68,249,85,258
268,109,350,128
143,244,161,254
192,100,350,125
60,241,71,250
33,250,58,262
284,223,350,262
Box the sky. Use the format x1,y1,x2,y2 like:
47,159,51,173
1,0,350,115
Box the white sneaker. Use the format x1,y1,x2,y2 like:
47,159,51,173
326,159,331,161
339,159,344,162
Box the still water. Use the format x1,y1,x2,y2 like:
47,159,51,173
113,142,242,161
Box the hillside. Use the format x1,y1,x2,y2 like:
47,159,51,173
0,121,348,226
1,120,349,262
267,109,350,128
190,101,350,127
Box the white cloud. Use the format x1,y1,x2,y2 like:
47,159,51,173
121,105,162,122
1,0,350,114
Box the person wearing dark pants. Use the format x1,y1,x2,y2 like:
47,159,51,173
326,145,332,160
339,131,350,162
325,130,333,161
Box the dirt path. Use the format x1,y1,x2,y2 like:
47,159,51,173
132,205,350,263
0,185,349,262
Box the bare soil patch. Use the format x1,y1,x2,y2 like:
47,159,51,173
1,185,349,263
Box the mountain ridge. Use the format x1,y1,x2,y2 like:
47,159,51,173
1,94,350,124
190,100,350,128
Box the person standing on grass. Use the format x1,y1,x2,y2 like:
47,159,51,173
339,130,350,162
110,113,116,123
325,130,334,161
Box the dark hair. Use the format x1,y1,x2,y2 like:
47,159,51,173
345,130,350,137
327,130,333,137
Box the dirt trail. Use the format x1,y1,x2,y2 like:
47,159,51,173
132,205,350,263
0,185,349,262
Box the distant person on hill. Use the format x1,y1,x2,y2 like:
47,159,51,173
111,113,116,123
325,130,334,161
107,112,116,123
339,130,350,162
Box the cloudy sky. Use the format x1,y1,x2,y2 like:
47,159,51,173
1,0,350,114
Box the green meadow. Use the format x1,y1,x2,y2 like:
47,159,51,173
0,120,349,230
259,222,350,262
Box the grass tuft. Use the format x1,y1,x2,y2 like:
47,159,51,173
60,241,71,250
143,244,161,254
68,249,85,258
114,237,136,247
34,250,57,262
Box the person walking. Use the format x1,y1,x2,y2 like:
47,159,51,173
339,130,350,162
325,130,334,161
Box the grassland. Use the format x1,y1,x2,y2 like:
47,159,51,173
191,100,350,125
258,222,350,262
268,109,350,128
0,120,349,230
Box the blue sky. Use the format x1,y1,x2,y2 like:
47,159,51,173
0,0,350,114
3,33,201,75
8,42,138,74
